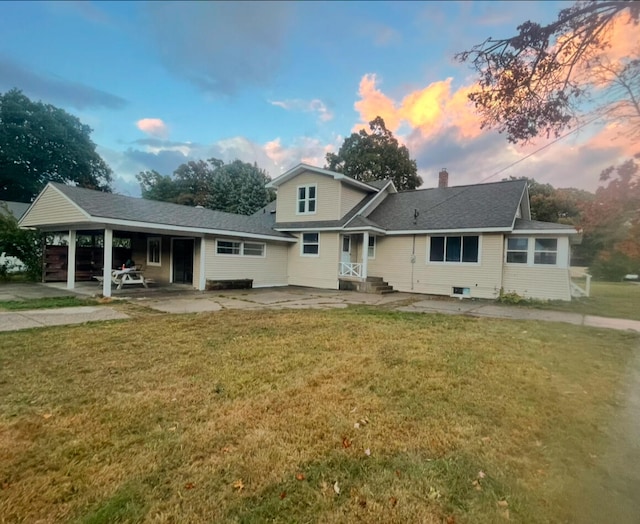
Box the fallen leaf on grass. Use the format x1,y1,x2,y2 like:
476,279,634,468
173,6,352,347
279,491,287,500
42,413,52,419
295,473,305,481
389,496,398,508
333,481,340,495
222,447,232,453
354,422,360,429
358,498,367,507
446,516,456,524
427,487,441,500
478,471,486,479
497,500,509,508
232,479,245,492
342,437,352,448
395,470,401,478
184,482,195,490
472,480,482,491
364,448,371,456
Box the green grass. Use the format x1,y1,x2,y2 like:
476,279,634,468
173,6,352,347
0,296,100,311
0,308,636,523
524,281,640,321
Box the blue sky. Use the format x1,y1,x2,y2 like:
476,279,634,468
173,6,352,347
0,1,633,197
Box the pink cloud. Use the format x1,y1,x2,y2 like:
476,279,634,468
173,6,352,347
136,118,169,138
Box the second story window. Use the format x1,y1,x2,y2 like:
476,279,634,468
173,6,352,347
297,184,317,214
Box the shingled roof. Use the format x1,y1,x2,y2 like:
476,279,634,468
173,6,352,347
367,179,527,231
50,183,292,240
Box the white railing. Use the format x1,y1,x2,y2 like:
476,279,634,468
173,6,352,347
571,273,591,298
339,262,362,278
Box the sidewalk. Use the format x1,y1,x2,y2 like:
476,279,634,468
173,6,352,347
397,299,640,332
1,289,639,333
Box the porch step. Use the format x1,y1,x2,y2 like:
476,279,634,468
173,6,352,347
367,276,396,294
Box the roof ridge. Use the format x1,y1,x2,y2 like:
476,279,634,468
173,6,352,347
394,178,526,194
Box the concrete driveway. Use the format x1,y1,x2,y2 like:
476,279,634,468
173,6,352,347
1,282,640,333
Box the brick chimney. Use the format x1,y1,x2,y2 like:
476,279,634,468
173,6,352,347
438,168,448,188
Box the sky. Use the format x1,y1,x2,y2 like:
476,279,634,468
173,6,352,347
0,1,635,197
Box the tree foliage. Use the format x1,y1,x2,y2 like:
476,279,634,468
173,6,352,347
136,158,274,215
579,157,640,278
456,1,640,143
325,116,423,191
523,178,593,223
0,89,113,202
0,203,42,280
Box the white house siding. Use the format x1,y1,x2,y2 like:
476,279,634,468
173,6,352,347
340,185,367,218
20,186,86,227
131,234,171,283
369,234,504,299
287,232,340,289
502,266,571,301
502,235,572,300
275,172,342,222
204,236,288,288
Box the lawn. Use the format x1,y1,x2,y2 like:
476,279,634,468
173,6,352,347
0,296,99,311
0,308,636,523
528,281,640,321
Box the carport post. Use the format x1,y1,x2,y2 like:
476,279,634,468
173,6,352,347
66,230,76,289
362,231,369,280
102,228,113,297
198,236,207,291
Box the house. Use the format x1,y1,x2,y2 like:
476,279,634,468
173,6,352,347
18,164,578,300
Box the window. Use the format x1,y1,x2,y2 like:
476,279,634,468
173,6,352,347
429,235,479,263
215,240,265,257
368,236,376,258
243,242,265,257
217,240,241,255
147,237,161,266
506,238,528,263
301,232,319,255
534,238,557,265
297,184,317,214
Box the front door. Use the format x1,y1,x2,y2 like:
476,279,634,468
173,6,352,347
341,235,351,266
172,238,194,284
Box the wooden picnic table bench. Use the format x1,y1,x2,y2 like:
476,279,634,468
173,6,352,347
94,268,148,290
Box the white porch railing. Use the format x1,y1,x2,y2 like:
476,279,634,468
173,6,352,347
571,273,591,298
339,262,363,278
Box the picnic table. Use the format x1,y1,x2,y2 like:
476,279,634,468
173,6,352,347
94,268,148,290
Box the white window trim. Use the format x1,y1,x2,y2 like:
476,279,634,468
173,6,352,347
215,238,266,258
505,237,529,265
426,234,482,265
534,238,558,266
147,237,161,266
300,232,320,257
368,235,376,259
505,236,559,267
296,183,317,215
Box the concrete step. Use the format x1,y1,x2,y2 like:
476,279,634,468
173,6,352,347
366,276,384,283
379,288,397,295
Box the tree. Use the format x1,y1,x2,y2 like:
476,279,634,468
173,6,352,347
520,178,593,223
579,157,640,278
208,160,274,215
0,202,42,280
325,116,423,190
0,89,113,202
136,158,274,215
456,1,640,143
137,170,182,203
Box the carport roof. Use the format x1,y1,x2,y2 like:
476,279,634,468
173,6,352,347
30,183,294,241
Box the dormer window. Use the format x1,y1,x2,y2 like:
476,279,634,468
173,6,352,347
297,184,317,214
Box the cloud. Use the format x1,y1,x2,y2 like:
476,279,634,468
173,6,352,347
357,21,401,47
353,73,482,139
270,98,334,122
143,2,293,95
0,56,127,110
136,118,169,139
